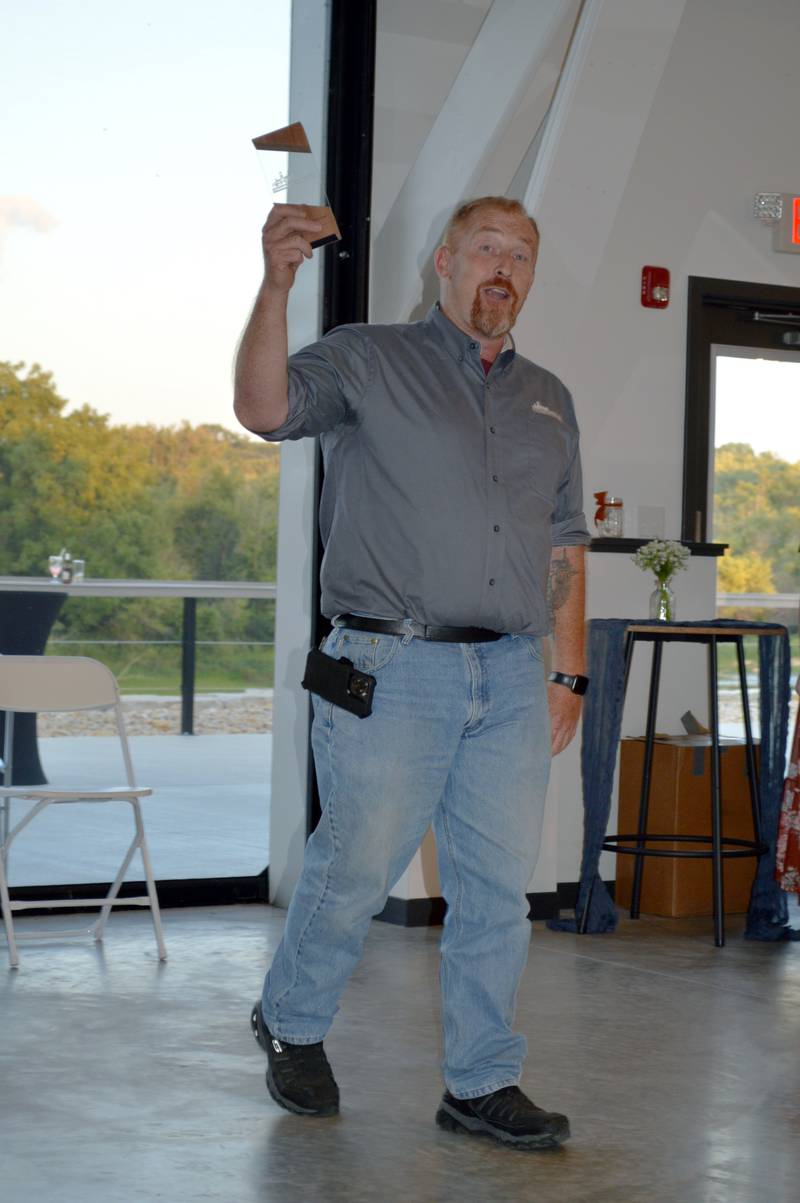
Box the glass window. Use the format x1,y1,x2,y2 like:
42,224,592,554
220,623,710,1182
712,349,799,739
1,1,293,886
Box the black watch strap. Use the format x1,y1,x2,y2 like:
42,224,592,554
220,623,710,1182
548,670,589,696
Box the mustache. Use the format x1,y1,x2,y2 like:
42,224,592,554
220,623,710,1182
478,277,519,303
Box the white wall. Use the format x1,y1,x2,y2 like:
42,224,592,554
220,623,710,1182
519,0,800,546
517,0,800,881
369,0,800,901
371,0,581,323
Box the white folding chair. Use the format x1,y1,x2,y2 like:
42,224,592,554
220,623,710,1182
0,655,167,969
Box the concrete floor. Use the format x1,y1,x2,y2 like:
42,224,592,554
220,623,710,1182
2,904,800,1203
11,733,271,885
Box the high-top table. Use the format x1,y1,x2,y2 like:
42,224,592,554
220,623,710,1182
598,623,783,946
0,591,67,783
0,576,276,784
548,618,793,944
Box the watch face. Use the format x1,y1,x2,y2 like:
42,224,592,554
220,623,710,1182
572,675,589,696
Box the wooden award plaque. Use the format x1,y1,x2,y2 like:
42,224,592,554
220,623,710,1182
252,121,341,248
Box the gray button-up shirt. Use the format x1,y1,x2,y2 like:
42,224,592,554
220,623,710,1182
263,303,589,635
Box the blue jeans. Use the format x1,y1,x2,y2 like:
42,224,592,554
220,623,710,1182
262,624,551,1099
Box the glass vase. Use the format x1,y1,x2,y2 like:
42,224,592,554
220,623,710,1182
649,579,675,622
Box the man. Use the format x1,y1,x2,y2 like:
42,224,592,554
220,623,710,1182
234,196,589,1151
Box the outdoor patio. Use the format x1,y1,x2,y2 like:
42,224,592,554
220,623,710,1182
8,724,271,886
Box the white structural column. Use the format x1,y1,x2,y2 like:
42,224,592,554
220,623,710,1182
512,0,603,210
371,0,576,325
268,0,330,907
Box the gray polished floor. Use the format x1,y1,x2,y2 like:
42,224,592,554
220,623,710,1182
2,903,799,1203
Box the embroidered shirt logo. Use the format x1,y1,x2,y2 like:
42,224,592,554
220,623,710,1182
530,401,563,422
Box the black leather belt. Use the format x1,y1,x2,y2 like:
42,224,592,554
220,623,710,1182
337,614,503,643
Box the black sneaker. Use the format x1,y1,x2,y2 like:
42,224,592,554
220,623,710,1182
435,1085,570,1149
250,1001,339,1117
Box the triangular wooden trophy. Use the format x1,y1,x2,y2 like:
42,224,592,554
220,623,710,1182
252,121,341,249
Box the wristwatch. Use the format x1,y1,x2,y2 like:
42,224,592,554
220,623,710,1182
548,671,589,696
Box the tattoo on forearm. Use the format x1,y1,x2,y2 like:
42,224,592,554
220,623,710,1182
547,550,577,631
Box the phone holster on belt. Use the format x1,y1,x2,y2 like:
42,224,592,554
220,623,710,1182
301,647,376,718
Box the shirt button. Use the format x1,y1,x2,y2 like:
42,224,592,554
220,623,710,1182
492,474,499,483
489,578,496,586
493,525,500,532
489,426,496,434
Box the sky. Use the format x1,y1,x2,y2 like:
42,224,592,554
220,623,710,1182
714,354,800,462
1,0,291,433
4,5,799,457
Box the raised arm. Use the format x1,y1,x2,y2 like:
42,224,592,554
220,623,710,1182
233,204,322,434
546,544,587,755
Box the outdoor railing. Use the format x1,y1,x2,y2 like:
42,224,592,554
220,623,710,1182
0,577,276,734
2,578,795,734
717,593,798,609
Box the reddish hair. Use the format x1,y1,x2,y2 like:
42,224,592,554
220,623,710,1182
441,196,540,249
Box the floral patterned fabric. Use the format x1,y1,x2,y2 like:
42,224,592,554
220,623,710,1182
776,687,800,894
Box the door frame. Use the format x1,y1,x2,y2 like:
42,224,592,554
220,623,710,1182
683,275,800,542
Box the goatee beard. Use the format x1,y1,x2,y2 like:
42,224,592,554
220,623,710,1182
470,279,519,339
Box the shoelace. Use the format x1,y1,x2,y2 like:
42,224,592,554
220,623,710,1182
472,1086,545,1124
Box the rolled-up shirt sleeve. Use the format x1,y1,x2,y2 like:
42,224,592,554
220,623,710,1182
260,325,371,442
551,398,591,547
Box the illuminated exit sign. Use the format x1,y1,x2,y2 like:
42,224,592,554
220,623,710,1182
773,195,800,253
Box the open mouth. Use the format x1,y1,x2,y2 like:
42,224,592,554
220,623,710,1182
471,279,520,337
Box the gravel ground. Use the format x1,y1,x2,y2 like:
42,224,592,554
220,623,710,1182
37,692,274,737
36,688,795,740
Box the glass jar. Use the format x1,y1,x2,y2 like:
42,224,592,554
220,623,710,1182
602,497,624,537
59,552,74,585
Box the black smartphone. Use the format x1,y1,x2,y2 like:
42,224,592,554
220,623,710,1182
301,647,376,718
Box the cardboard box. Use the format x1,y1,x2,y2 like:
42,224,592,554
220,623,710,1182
615,736,759,917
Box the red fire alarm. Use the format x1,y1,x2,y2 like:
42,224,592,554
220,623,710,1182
641,265,670,308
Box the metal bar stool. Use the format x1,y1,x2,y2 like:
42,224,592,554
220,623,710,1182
601,624,780,947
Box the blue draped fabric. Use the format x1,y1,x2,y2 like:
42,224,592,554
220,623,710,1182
746,629,796,938
547,618,797,940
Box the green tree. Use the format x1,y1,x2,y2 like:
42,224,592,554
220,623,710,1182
714,442,800,593
0,362,164,581
0,361,281,664
717,549,775,593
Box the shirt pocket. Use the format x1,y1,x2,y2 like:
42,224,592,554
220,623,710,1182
507,410,571,519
